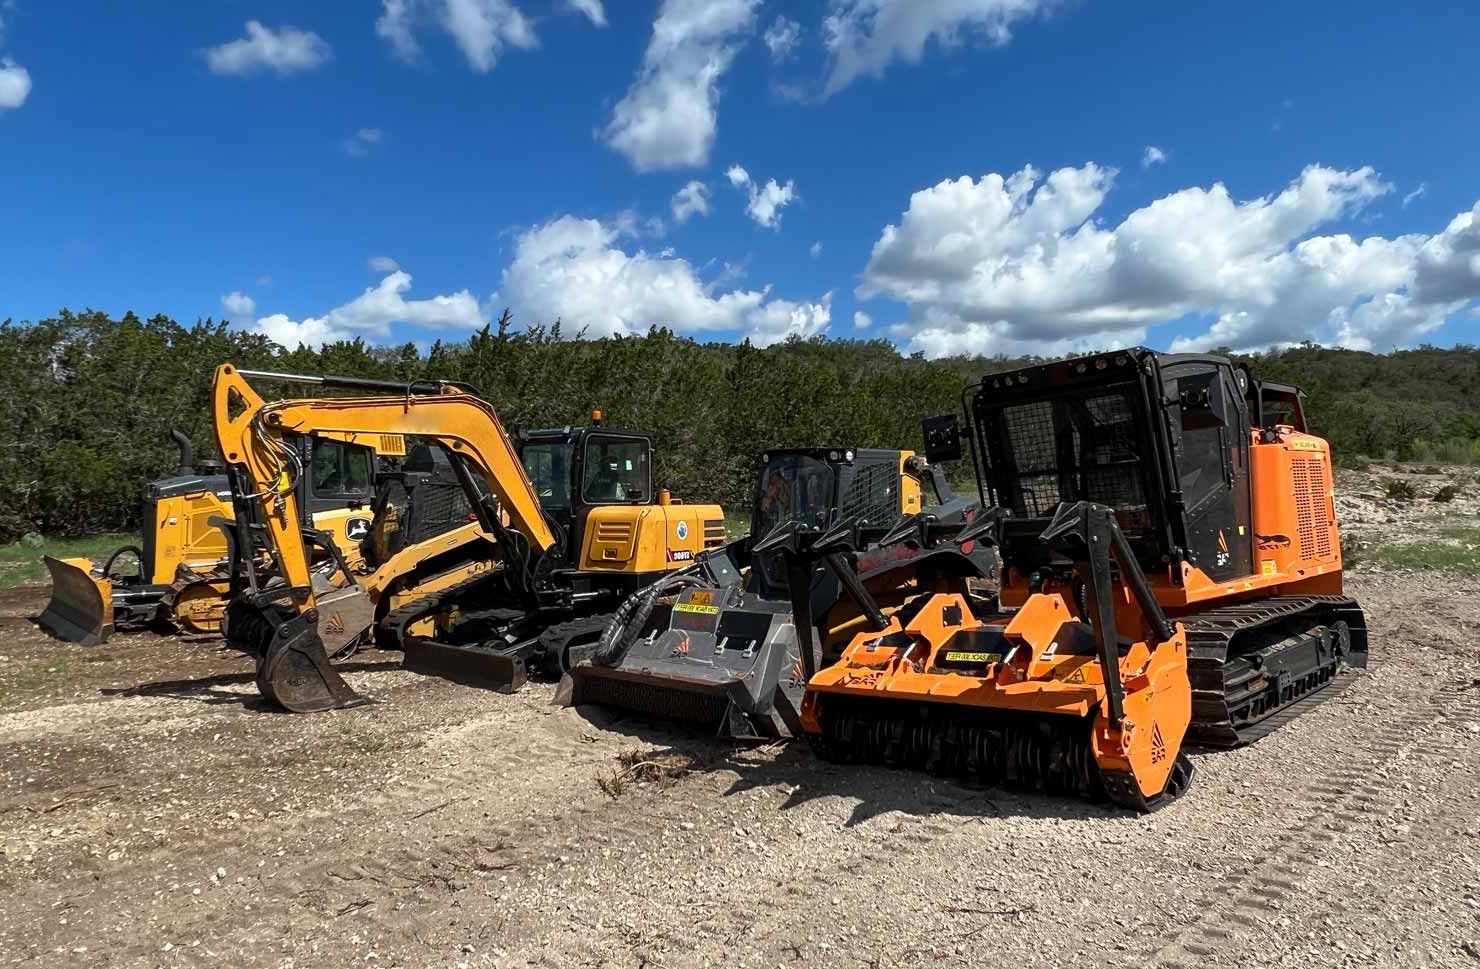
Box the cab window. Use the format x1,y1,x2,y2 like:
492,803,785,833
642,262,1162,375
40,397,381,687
755,453,834,540
311,439,374,499
582,437,649,503
521,441,574,509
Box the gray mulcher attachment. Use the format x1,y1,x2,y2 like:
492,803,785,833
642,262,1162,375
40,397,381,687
557,540,814,739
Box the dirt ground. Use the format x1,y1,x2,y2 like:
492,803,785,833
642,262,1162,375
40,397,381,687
2,569,1479,969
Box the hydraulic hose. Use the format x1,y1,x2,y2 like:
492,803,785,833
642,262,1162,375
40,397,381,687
590,568,705,667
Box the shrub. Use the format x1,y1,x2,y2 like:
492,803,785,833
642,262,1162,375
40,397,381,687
1382,478,1420,501
1433,484,1460,503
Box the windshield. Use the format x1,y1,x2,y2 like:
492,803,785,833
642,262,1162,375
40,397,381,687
582,437,649,503
754,453,835,540
520,441,574,508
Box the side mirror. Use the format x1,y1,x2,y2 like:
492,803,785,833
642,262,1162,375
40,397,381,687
922,414,963,464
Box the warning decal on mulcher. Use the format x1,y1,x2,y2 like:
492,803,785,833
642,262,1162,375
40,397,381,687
1055,664,1088,683
943,651,1000,664
674,602,719,615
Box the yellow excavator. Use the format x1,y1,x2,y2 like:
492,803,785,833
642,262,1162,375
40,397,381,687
37,427,407,646
211,363,725,712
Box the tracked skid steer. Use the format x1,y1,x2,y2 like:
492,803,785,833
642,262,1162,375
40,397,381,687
560,439,999,739
800,348,1367,810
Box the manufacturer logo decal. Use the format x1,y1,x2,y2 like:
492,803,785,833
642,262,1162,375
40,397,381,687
324,613,345,634
1150,722,1167,764
345,517,372,541
668,549,694,562
675,521,689,541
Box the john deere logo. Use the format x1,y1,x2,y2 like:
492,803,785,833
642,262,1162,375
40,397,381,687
346,517,372,541
675,521,689,541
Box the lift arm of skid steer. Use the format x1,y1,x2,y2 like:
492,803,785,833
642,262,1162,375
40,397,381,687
210,363,557,712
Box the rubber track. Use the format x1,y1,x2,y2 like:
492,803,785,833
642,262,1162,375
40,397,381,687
1144,679,1479,968
1181,595,1366,748
375,570,505,650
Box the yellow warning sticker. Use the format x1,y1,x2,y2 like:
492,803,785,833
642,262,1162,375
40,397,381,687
1287,439,1324,452
944,651,1000,663
1055,665,1088,683
1261,560,1277,575
674,603,720,615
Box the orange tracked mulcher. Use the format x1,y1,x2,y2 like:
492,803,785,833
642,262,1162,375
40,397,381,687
801,348,1367,810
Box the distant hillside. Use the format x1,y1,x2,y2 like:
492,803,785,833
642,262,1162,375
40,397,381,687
1,309,1475,540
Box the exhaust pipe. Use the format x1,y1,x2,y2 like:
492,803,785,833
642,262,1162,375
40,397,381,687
170,428,195,476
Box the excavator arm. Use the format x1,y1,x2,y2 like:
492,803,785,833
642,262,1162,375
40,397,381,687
210,363,557,712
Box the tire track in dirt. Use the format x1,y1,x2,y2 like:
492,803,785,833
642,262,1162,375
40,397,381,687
1147,679,1480,968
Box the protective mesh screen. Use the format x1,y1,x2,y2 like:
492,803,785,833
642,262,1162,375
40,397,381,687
837,461,900,528
990,388,1147,520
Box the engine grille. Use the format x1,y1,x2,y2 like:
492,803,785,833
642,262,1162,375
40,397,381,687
594,520,634,543
1292,457,1332,559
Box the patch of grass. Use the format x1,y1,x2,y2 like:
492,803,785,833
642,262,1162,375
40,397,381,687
722,514,752,538
0,657,74,710
1435,525,1480,543
0,533,138,589
1364,541,1480,575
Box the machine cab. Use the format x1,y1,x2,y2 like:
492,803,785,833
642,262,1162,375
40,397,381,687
748,447,916,599
515,424,655,562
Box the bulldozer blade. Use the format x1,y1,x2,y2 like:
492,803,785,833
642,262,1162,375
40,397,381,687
258,620,369,713
401,638,528,693
37,556,113,646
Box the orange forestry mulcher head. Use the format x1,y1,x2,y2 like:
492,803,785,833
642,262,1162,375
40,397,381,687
801,501,1196,811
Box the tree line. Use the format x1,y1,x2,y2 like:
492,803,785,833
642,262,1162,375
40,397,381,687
1,309,1476,542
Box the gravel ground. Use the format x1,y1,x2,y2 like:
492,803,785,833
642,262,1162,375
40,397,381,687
1,570,1478,969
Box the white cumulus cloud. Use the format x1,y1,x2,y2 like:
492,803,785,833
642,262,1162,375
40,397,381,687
763,16,802,61
853,310,872,329
822,0,1050,95
1143,145,1167,167
502,215,830,345
368,255,402,273
670,180,711,223
861,162,1480,357
0,57,28,109
376,0,536,72
221,291,256,324
602,0,759,172
567,0,606,26
250,271,485,349
726,164,798,229
810,241,823,258
205,21,331,76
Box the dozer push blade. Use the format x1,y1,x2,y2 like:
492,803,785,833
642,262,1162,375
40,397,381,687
401,637,528,694
38,556,114,646
258,617,369,713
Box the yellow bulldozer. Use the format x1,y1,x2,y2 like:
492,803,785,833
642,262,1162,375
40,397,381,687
37,426,407,646
210,363,727,712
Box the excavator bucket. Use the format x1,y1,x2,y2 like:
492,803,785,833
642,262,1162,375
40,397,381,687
37,557,114,646
256,614,370,714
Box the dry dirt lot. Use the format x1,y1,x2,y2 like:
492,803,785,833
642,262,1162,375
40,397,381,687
1,570,1478,969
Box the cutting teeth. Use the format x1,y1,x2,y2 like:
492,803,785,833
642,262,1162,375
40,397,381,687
813,698,1105,801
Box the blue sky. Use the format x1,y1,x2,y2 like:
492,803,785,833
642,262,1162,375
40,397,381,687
1,0,1477,356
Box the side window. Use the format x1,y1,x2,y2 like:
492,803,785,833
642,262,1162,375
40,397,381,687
312,440,374,499
582,437,650,503
837,460,900,525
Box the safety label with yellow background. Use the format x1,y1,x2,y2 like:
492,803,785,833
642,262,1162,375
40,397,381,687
943,651,1000,664
674,603,720,615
